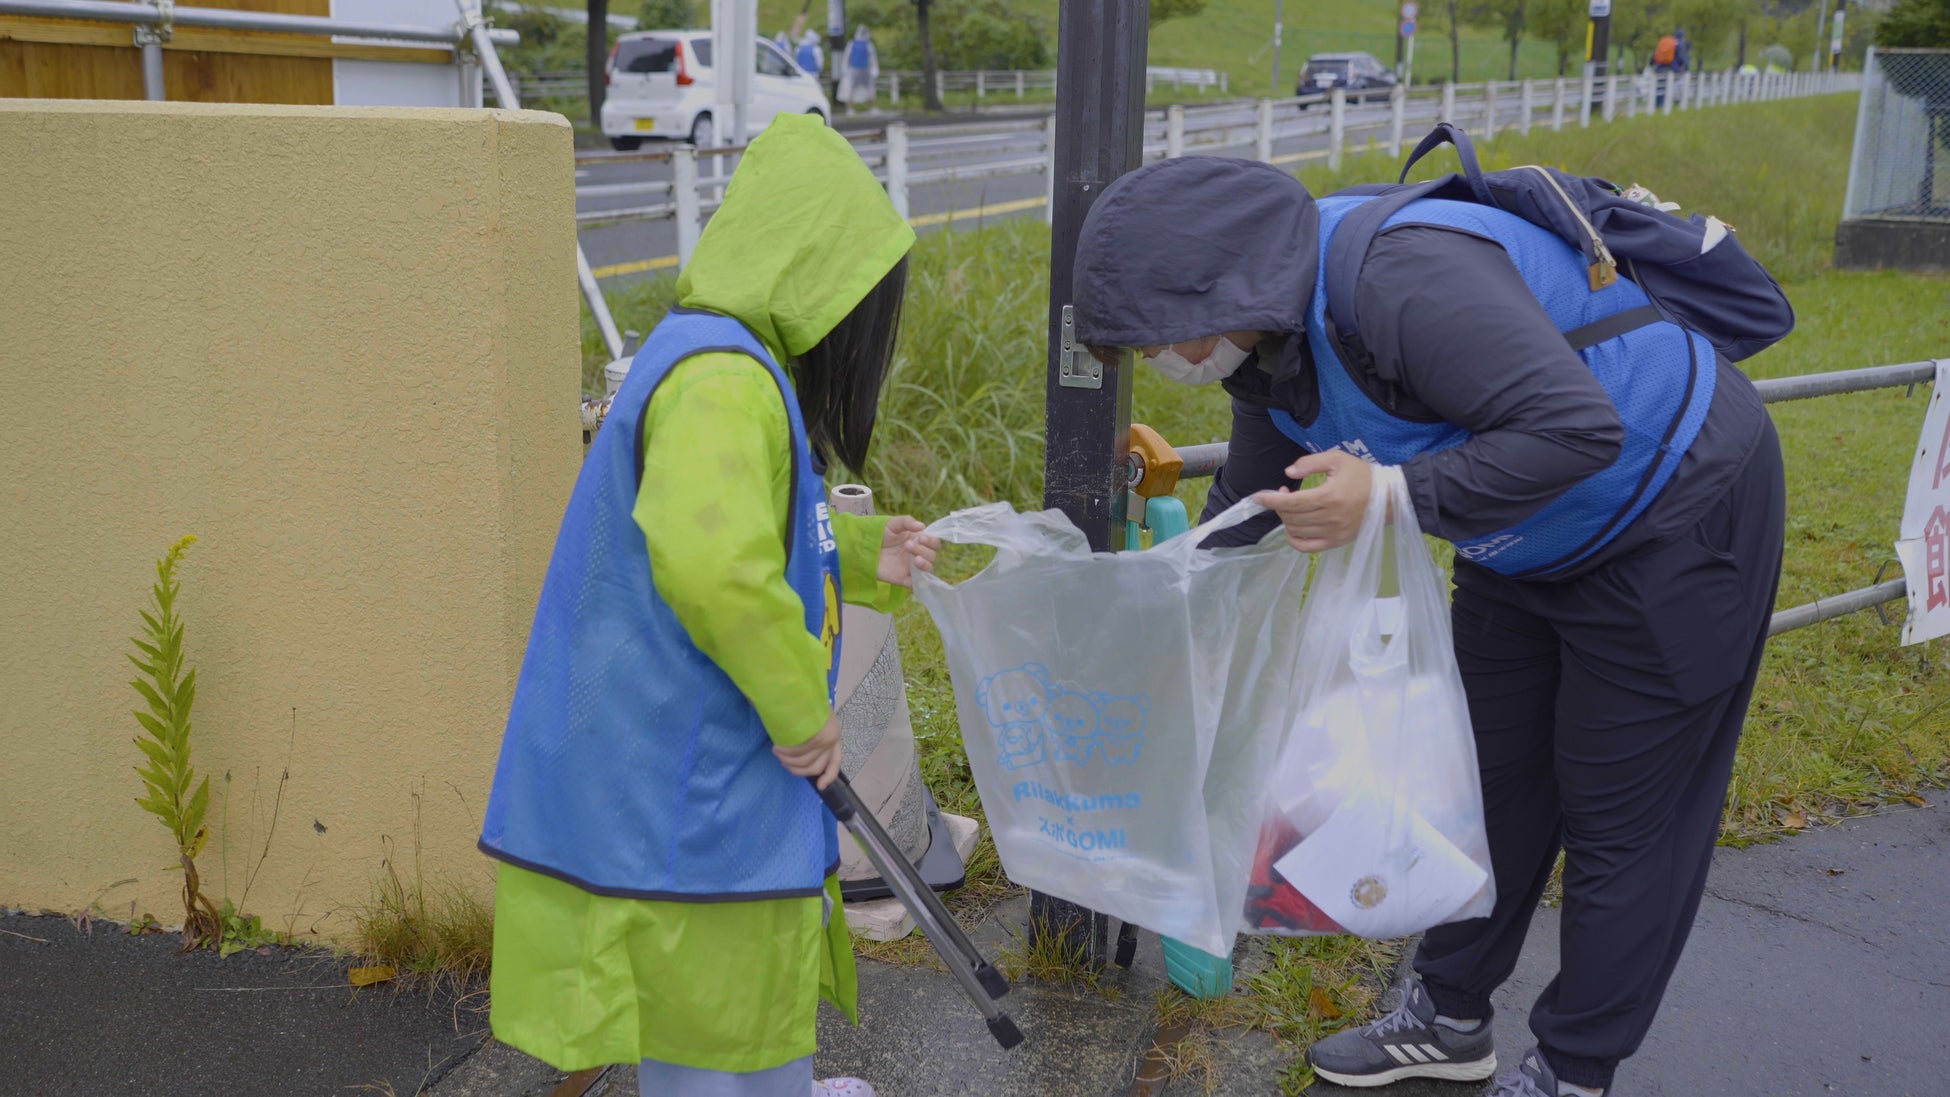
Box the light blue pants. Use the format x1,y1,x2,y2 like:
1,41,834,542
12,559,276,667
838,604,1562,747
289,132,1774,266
636,1055,812,1097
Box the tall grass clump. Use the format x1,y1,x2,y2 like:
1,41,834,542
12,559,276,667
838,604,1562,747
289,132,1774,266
350,832,495,993
862,218,1051,518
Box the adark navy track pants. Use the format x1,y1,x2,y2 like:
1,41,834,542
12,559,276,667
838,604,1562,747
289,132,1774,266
1414,418,1788,1092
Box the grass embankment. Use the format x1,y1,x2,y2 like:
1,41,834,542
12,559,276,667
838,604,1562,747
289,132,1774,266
749,0,1594,91
580,94,1947,1088
1146,0,1579,91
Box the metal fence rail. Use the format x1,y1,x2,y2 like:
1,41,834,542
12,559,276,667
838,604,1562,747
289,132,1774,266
1176,359,1939,638
0,0,516,103
0,0,516,42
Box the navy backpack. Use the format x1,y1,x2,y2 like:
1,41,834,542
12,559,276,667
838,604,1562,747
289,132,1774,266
1324,123,1795,370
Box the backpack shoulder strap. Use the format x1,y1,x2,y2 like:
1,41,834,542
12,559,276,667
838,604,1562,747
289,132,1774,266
1321,177,1449,373
1323,123,1494,371
1400,122,1494,204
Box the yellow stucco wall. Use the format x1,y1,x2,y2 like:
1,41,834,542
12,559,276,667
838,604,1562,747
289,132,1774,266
0,99,580,938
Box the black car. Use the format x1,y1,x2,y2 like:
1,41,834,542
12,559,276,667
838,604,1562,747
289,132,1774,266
1296,51,1398,104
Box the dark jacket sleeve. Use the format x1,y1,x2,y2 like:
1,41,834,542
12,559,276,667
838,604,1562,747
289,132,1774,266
1353,225,1626,543
1196,398,1309,548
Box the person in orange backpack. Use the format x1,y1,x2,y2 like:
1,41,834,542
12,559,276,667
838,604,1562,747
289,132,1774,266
1653,29,1689,106
1653,33,1678,68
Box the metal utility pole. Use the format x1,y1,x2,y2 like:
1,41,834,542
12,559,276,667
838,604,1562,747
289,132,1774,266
1400,2,1419,85
1829,4,1846,73
826,0,847,104
1272,0,1284,96
1586,0,1611,112
1813,0,1832,72
712,0,757,145
587,0,609,131
1036,0,1149,965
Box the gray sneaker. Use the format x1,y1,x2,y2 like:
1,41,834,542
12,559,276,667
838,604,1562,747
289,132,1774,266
1306,976,1498,1087
1484,1047,1558,1096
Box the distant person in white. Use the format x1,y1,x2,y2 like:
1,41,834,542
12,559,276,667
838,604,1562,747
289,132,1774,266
842,26,879,112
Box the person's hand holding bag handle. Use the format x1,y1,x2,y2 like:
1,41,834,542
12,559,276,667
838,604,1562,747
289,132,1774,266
1252,449,1395,553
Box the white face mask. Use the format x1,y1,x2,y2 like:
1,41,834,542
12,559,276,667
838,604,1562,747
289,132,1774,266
1148,337,1252,386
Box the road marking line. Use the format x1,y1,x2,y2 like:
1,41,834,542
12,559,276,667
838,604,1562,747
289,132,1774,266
588,195,1051,279
588,255,681,279
1269,148,1333,165
906,195,1047,228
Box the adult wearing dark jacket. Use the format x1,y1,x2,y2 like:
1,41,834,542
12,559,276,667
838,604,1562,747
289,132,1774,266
1072,156,1785,1097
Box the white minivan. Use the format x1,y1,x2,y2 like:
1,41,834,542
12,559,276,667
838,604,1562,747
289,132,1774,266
601,30,832,150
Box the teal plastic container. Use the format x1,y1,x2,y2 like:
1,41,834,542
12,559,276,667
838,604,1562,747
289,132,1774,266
1127,495,1192,550
1160,935,1234,999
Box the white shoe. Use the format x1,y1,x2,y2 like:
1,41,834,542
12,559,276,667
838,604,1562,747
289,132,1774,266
813,1079,875,1097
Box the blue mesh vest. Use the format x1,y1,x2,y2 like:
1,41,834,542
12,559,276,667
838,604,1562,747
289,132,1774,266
480,309,842,900
1274,195,1716,577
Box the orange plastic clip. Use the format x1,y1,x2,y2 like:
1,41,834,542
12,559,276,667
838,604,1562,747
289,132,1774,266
1127,423,1184,499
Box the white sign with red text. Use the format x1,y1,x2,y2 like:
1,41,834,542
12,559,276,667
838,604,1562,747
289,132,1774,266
1896,361,1950,645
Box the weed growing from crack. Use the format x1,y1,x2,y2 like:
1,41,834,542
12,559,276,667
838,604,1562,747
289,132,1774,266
126,535,222,951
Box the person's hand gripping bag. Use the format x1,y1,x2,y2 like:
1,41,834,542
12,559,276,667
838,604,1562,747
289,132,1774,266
914,497,1309,956
1246,465,1495,940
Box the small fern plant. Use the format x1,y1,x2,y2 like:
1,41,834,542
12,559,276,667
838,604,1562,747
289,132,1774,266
128,535,222,950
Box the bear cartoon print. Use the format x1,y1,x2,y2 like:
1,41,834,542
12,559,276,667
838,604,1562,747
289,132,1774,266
976,664,1051,771
1042,689,1100,765
1091,693,1148,765
974,663,1152,772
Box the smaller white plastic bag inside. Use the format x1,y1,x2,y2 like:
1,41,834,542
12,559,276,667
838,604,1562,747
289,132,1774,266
1244,465,1495,940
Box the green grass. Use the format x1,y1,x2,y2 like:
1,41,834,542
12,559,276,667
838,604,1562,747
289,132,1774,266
1135,934,1403,1093
1148,0,1581,92
755,0,1591,95
348,854,495,996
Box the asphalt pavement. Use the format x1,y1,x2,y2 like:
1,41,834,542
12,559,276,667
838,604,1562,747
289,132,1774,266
0,918,483,1096
1260,802,1950,1097
5,802,1943,1095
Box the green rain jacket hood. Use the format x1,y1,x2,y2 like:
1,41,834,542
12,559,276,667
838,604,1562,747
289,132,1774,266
675,113,916,361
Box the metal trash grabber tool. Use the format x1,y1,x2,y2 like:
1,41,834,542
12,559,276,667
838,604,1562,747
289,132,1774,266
812,773,1025,1049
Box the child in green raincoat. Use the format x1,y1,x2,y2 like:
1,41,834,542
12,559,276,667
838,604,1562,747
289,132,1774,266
479,113,935,1097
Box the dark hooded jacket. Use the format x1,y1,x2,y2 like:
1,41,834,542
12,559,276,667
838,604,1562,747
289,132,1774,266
1070,156,1768,575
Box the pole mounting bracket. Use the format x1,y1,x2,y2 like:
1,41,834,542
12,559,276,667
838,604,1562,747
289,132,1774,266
134,0,174,47
1058,305,1103,389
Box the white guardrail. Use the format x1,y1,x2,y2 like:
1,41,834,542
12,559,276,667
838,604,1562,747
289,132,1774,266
575,69,1860,270
512,65,1224,101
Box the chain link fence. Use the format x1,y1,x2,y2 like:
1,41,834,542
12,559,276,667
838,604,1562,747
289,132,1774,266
1844,48,1950,221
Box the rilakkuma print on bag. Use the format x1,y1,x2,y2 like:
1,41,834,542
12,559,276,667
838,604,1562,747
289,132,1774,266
974,663,1148,771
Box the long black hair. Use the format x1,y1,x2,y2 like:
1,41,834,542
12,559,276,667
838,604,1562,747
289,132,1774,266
792,256,909,474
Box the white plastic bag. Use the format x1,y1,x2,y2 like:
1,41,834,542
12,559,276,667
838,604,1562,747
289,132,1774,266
1244,465,1494,940
915,498,1309,956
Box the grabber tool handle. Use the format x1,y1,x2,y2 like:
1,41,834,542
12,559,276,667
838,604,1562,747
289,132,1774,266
813,774,1002,984
811,774,1024,1050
